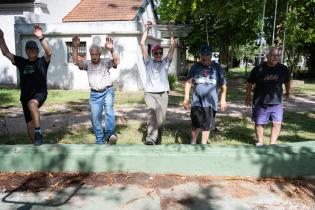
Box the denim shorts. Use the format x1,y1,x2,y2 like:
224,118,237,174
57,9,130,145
252,104,283,125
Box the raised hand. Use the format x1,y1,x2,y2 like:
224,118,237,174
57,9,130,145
145,21,153,31
105,37,113,51
33,24,43,39
72,36,80,48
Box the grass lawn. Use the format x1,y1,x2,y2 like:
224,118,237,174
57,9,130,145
1,78,314,145
2,111,314,145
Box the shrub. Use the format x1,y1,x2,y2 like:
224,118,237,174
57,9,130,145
168,74,178,90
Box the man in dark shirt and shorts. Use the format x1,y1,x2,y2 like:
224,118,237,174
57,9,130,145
0,25,52,146
183,44,227,144
245,47,291,146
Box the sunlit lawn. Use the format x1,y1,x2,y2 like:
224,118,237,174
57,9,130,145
1,78,314,145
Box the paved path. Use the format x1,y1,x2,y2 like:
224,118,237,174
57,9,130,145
0,173,314,210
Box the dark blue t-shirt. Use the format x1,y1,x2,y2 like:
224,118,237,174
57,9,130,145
13,56,49,101
247,62,290,105
187,62,226,111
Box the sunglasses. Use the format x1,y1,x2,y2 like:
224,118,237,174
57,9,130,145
153,51,163,56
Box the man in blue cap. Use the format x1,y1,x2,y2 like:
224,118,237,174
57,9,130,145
0,25,52,145
183,44,227,144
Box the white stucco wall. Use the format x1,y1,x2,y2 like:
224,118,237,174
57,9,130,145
16,22,151,91
0,1,185,91
0,16,17,85
0,0,96,87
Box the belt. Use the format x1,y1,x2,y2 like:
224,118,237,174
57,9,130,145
91,85,113,93
147,91,169,94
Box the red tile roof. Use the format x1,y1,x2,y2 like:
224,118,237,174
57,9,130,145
63,0,143,22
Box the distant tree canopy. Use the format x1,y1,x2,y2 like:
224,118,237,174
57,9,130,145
154,0,315,75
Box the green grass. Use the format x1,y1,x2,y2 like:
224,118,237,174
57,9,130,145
1,79,314,145
0,89,146,108
292,79,315,96
2,111,314,145
0,88,20,107
226,67,251,79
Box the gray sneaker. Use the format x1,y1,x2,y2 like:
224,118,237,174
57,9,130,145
108,134,117,145
145,138,156,145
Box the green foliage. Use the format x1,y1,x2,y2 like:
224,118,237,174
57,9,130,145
155,0,315,73
284,0,315,72
168,74,178,90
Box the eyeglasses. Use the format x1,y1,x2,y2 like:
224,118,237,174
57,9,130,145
153,51,163,56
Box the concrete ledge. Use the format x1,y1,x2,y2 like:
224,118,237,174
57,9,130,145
1,142,315,177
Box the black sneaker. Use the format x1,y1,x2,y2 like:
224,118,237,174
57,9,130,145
107,134,117,145
34,133,43,146
145,138,156,145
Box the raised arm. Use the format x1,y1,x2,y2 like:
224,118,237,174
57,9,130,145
183,78,192,110
105,36,120,68
0,29,15,63
72,36,85,70
33,24,52,63
166,24,176,61
140,21,152,60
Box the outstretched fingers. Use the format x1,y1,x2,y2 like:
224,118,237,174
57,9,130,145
106,37,113,44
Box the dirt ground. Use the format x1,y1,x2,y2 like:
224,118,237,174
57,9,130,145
0,172,314,210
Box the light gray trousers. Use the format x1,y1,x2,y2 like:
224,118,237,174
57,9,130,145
144,91,169,143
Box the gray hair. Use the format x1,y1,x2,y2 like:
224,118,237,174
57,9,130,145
266,47,280,55
89,44,101,54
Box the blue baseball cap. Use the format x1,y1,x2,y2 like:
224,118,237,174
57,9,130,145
199,44,212,56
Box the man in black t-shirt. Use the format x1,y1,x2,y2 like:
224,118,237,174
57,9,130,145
0,25,52,145
244,47,291,146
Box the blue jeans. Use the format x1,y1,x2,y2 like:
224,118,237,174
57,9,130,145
89,87,115,144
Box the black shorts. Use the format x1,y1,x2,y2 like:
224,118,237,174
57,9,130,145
191,106,215,131
21,93,47,123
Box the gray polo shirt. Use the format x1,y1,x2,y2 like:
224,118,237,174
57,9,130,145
83,58,113,91
144,57,170,92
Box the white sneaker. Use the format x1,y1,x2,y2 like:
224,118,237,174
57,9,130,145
255,142,264,147
108,135,117,145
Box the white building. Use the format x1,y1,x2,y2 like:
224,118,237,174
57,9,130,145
0,0,185,91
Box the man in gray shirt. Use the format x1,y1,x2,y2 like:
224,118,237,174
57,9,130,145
140,21,176,145
183,44,227,144
72,36,120,144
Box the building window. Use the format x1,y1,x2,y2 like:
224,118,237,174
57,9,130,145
66,41,87,63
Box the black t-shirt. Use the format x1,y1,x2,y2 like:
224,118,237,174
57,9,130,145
13,56,49,101
247,62,290,105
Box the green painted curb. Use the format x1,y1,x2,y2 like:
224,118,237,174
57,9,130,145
1,142,315,177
